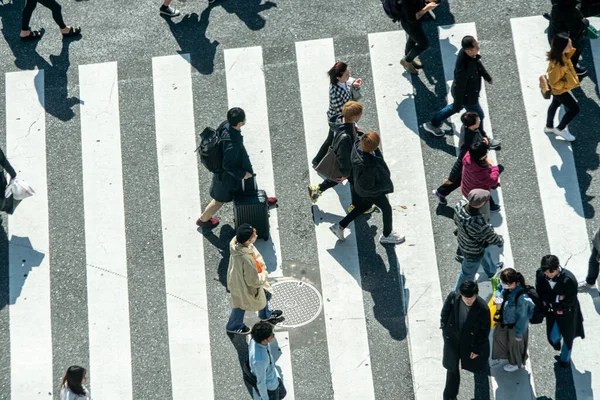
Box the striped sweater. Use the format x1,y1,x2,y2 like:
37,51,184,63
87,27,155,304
454,200,504,259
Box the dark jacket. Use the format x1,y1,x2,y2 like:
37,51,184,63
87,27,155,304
329,114,359,178
209,123,253,203
454,200,504,259
440,292,490,373
351,140,394,198
550,0,587,40
400,0,426,23
451,49,492,110
535,267,585,349
0,148,17,199
448,125,486,183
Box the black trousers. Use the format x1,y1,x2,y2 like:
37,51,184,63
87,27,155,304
546,92,580,131
339,193,393,236
319,176,359,206
22,0,67,30
437,178,461,197
400,19,429,62
313,128,334,167
587,247,600,285
443,369,460,399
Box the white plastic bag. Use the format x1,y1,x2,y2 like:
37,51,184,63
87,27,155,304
5,178,35,201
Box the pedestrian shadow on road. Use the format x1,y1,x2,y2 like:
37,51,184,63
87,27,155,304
219,0,277,31
0,0,81,121
200,223,236,288
227,332,255,398
162,7,219,75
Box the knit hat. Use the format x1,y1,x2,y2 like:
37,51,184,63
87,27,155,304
468,189,490,208
236,223,254,244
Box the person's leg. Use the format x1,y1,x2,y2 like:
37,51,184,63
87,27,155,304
404,22,429,62
549,321,562,348
507,326,528,367
37,0,67,29
200,199,224,222
258,290,273,320
431,103,458,127
479,200,491,224
454,257,481,291
338,198,373,229
163,0,172,5
556,92,580,131
571,35,585,68
546,96,562,128
586,247,600,285
489,196,497,209
225,308,246,331
437,177,461,197
560,340,572,363
443,368,460,399
401,20,417,57
318,178,338,193
372,195,393,237
481,247,497,278
21,0,38,33
491,323,509,360
313,128,335,166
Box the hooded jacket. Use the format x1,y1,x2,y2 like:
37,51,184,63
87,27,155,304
451,49,492,109
226,238,273,312
460,152,500,198
351,140,394,198
329,114,360,178
454,200,504,259
547,48,580,95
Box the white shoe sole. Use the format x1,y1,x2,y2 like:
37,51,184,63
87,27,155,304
380,236,406,245
423,124,444,137
329,225,345,241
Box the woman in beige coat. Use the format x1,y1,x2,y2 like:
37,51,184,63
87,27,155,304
226,223,284,334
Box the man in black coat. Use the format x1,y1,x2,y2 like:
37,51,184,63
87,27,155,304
536,254,585,367
440,280,490,400
547,0,589,76
0,147,17,213
398,0,439,75
423,36,493,137
196,108,277,229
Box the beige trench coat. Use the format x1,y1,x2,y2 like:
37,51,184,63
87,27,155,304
227,237,273,312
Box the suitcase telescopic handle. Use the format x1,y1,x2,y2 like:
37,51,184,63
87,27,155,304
241,174,258,192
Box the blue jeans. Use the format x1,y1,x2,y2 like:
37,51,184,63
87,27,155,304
454,248,496,291
431,102,485,129
226,290,272,331
550,321,572,363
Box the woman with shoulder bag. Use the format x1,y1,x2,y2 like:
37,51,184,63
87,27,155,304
312,61,362,167
492,268,536,372
60,366,90,400
544,32,580,142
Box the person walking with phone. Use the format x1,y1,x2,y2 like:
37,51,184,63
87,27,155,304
536,255,585,367
312,62,362,168
20,0,81,40
440,280,490,400
196,108,277,229
398,0,439,74
423,36,492,136
249,321,288,400
545,33,580,142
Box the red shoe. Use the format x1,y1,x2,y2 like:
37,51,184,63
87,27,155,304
267,197,278,207
196,217,219,229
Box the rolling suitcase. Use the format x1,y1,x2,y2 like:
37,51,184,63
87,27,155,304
233,177,270,241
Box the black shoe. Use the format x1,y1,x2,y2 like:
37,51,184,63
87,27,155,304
432,189,448,205
575,66,587,76
490,203,501,213
552,341,562,351
160,5,180,17
554,355,569,367
266,316,285,326
542,12,551,21
262,310,283,321
226,325,251,335
488,138,501,150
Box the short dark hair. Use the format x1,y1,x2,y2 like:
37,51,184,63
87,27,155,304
251,321,274,343
459,280,479,297
461,35,477,50
227,107,246,127
540,254,561,272
461,111,479,127
469,140,488,161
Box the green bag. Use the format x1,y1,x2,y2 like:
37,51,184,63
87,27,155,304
586,25,599,39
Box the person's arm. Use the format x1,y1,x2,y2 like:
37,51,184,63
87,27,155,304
242,259,268,289
477,59,492,83
452,62,468,111
557,277,577,310
0,149,16,179
222,140,247,180
336,135,353,178
547,63,567,91
514,295,534,339
488,165,500,186
471,304,491,354
440,293,454,329
473,220,504,248
252,358,270,400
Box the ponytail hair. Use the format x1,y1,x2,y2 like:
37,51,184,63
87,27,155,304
328,62,348,85
500,268,526,288
61,366,87,396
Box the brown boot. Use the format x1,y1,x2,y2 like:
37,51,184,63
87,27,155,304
400,57,418,74
412,57,423,69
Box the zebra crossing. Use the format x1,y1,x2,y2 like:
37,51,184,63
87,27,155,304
2,15,600,400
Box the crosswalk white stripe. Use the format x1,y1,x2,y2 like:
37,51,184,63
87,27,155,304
368,30,446,399
224,46,294,397
79,62,133,399
295,38,375,399
223,46,283,278
152,54,214,399
437,23,536,398
6,70,53,399
512,16,599,399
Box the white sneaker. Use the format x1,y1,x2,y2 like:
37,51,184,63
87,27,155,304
329,224,345,241
503,364,520,372
379,230,406,244
578,280,593,290
555,128,575,141
544,126,556,135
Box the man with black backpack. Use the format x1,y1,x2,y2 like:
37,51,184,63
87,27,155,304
196,107,277,229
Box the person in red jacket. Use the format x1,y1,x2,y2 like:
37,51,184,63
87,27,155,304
460,141,502,222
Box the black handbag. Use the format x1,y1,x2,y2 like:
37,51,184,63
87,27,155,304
315,131,345,180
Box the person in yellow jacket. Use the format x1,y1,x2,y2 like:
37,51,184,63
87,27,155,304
544,32,580,142
226,223,284,334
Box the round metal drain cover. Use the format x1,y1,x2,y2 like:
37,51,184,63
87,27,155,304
270,280,323,328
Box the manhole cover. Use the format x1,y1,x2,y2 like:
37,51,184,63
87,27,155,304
270,280,323,328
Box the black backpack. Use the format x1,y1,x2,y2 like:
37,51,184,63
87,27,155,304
496,286,545,325
381,0,403,21
197,121,227,173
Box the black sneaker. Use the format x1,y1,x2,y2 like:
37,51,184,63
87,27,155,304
160,5,180,17
490,203,501,213
226,325,251,335
488,139,501,150
261,310,283,321
266,316,285,326
432,189,447,205
575,66,587,76
554,355,569,368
